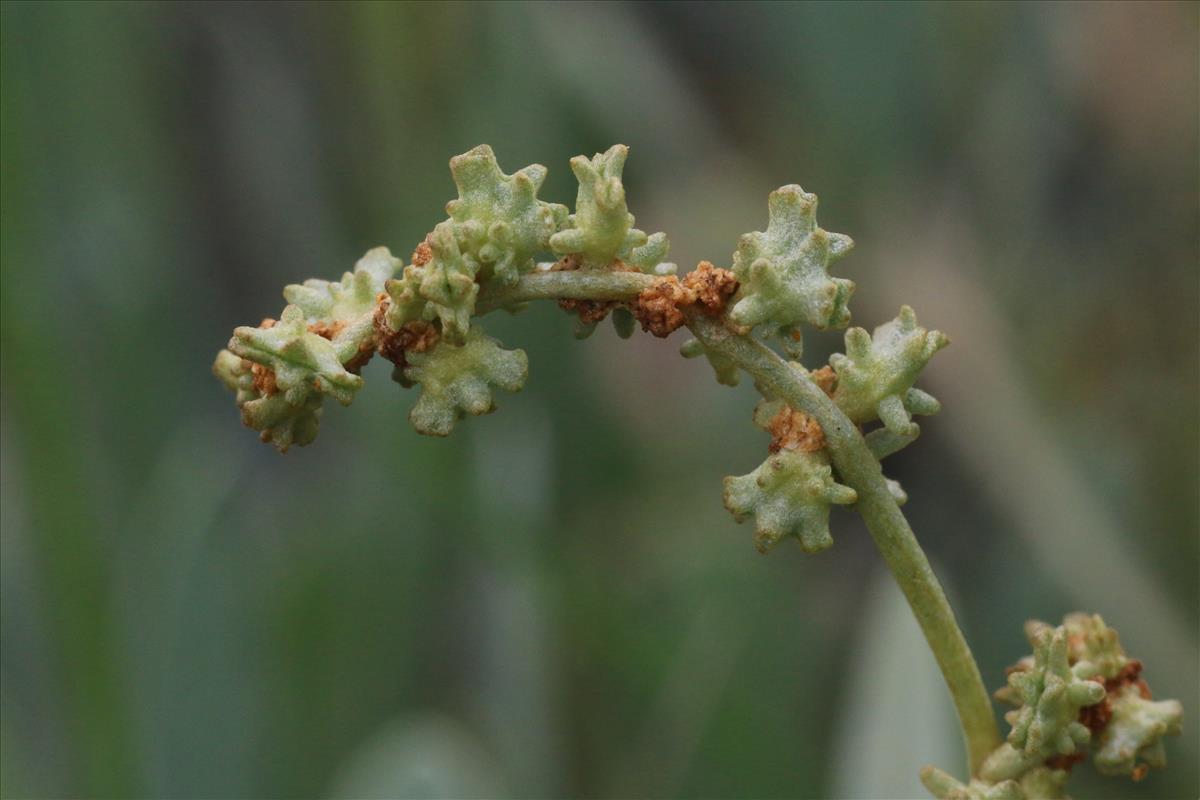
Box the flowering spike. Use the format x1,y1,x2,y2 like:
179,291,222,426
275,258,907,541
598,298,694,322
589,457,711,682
209,144,1182,800
446,145,567,285
727,185,855,340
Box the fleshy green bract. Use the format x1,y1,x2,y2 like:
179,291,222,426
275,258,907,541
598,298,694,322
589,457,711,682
728,184,854,343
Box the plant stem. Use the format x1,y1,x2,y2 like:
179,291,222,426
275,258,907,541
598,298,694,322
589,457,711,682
482,270,1002,775
476,268,658,313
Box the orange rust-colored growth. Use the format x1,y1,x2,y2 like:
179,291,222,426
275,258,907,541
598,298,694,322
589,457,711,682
344,339,376,375
548,254,581,271
682,261,738,316
767,405,826,453
374,298,439,370
633,263,738,337
1045,753,1087,772
558,298,615,324
810,365,837,396
307,319,347,340
248,361,278,396
412,237,433,267
633,276,694,337
1079,659,1152,737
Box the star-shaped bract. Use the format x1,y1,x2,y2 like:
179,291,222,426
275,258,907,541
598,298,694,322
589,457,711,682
228,305,363,406
446,145,567,285
830,305,948,436
727,185,855,341
1004,625,1106,760
550,145,673,273
723,449,857,553
283,247,400,323
403,325,528,436
1094,686,1183,778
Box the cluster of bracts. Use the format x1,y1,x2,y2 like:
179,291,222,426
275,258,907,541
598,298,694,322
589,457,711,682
214,144,950,554
922,614,1182,799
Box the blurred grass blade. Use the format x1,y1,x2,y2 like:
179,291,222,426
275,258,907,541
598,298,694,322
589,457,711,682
328,714,507,800
832,568,962,799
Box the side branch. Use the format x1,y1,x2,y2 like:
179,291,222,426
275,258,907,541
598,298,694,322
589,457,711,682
684,311,1002,774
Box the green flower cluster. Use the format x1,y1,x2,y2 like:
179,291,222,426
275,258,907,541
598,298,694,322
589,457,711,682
1043,614,1182,779
213,145,953,563
215,145,676,450
718,287,945,552
923,614,1182,799
213,248,400,451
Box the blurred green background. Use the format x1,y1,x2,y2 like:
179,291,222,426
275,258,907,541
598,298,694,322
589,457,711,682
2,2,1197,798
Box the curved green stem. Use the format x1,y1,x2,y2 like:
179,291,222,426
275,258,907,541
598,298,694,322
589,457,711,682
482,270,1002,775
